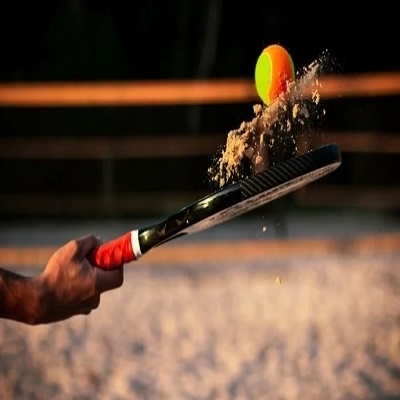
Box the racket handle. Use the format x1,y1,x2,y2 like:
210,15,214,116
88,231,141,270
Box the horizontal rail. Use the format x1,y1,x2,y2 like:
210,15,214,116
1,131,400,159
0,192,208,216
295,185,400,209
0,79,254,107
1,184,399,217
0,72,399,107
1,233,400,268
308,132,400,154
0,135,226,159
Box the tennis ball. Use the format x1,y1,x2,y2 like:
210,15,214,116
255,44,295,106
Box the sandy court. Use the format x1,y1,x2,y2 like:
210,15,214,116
0,213,399,399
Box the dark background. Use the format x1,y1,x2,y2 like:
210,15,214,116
0,1,399,218
1,2,399,80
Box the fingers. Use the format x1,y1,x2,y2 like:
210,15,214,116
77,294,100,315
67,233,125,294
74,234,103,260
86,294,101,310
43,294,101,323
80,294,101,313
95,266,124,293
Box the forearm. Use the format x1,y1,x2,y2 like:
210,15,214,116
0,235,123,325
0,268,43,325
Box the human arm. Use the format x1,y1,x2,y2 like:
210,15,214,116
0,234,123,325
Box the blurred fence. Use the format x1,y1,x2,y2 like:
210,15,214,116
0,72,399,217
0,73,399,107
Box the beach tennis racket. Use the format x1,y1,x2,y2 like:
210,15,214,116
88,143,341,270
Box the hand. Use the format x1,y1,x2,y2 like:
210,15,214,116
38,234,124,323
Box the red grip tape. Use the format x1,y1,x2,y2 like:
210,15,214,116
88,232,136,270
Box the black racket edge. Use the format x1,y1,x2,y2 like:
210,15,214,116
138,143,341,253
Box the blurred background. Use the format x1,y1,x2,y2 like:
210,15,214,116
0,1,399,219
0,2,399,399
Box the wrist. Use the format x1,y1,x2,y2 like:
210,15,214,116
28,274,46,325
0,269,44,325
12,274,44,325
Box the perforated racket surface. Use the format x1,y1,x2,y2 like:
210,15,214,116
89,143,341,269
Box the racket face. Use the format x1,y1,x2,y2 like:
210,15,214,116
139,143,341,252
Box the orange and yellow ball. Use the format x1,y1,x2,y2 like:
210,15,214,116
254,44,295,106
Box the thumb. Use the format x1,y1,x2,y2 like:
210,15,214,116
75,234,103,260
95,266,124,293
